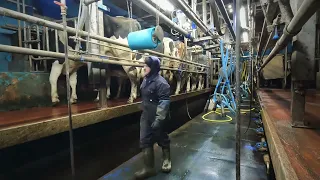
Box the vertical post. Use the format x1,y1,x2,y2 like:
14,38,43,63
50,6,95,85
191,0,197,38
22,0,31,71
27,25,33,71
97,0,107,108
206,51,211,88
209,3,213,31
55,29,59,52
36,25,40,71
290,0,316,128
57,0,75,179
45,27,49,71
283,46,288,89
202,0,207,27
235,0,241,180
17,0,22,47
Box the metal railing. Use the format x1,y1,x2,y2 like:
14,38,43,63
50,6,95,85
0,7,209,74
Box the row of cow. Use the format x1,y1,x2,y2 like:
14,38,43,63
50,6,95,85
48,14,207,105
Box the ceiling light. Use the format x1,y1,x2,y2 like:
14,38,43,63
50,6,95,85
228,4,232,9
229,8,233,13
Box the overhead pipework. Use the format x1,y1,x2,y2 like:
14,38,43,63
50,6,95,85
131,0,193,40
171,0,216,39
209,0,225,36
258,0,320,72
210,0,236,41
0,7,209,68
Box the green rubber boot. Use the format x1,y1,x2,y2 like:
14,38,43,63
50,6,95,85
134,147,156,179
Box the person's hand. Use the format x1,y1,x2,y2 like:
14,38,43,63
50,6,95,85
151,119,161,129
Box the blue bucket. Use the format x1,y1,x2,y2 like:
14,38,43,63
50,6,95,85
128,27,161,50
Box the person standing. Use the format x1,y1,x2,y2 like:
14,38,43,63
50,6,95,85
134,56,171,179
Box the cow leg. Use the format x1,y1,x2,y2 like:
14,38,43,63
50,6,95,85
106,70,111,99
201,76,205,89
94,73,111,102
123,66,138,103
49,61,64,105
70,72,78,104
128,80,137,103
175,79,181,95
187,76,191,92
197,75,202,90
174,73,181,95
115,78,124,99
192,75,197,91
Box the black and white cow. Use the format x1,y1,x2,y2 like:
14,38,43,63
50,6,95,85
49,14,141,105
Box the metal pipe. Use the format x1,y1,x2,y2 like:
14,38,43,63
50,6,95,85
214,0,236,40
209,3,213,28
257,19,266,54
69,36,203,68
235,0,241,179
0,45,206,73
54,29,59,52
209,0,224,36
16,0,22,47
84,0,99,6
75,4,89,52
172,0,215,38
191,0,197,38
58,0,75,179
131,0,192,39
278,0,293,23
283,45,288,88
0,7,208,67
202,0,207,27
21,0,29,69
54,17,78,23
246,0,250,28
260,28,274,59
259,0,320,72
36,25,40,51
27,25,33,70
44,27,49,71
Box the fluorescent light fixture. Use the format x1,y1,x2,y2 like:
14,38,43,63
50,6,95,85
229,8,233,13
228,4,232,9
242,31,248,42
240,7,247,28
151,0,174,12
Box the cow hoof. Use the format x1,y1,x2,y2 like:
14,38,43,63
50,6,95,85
94,98,99,102
52,98,60,106
127,99,134,104
70,99,77,104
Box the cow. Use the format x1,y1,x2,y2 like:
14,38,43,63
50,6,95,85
181,46,207,93
49,14,141,105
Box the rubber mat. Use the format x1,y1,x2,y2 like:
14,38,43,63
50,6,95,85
99,108,267,180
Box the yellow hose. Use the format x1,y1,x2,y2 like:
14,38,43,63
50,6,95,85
202,110,233,122
202,107,256,123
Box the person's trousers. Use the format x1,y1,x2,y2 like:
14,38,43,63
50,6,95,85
139,113,170,149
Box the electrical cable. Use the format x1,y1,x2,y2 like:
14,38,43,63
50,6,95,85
186,98,192,120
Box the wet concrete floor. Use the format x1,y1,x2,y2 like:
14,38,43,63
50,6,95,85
100,107,269,180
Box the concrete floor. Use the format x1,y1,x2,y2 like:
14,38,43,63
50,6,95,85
99,107,268,180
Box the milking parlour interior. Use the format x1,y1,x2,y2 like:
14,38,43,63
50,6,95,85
0,0,320,179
